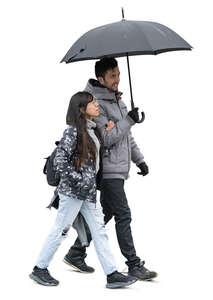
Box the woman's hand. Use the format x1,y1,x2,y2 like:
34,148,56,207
105,120,115,131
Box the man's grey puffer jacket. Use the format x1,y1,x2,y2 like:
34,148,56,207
85,79,144,179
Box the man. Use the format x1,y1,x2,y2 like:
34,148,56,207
64,58,157,280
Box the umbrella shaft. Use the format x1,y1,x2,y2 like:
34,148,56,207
126,54,134,109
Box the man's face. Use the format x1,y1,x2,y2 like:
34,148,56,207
98,67,120,92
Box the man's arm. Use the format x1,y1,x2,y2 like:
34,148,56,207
129,131,149,176
129,131,144,165
94,104,135,147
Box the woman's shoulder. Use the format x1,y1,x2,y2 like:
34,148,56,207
59,126,78,149
63,125,77,137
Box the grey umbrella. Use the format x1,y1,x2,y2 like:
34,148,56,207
61,9,192,122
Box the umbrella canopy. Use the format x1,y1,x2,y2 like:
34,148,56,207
61,19,192,63
61,12,192,122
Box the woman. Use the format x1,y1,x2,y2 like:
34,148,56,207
29,91,137,288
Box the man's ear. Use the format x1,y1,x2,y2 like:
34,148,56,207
98,76,104,85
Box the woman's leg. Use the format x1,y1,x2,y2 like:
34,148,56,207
80,199,117,275
36,193,83,269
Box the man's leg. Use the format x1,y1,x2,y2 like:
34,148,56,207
101,179,140,268
100,187,113,224
102,179,157,280
64,214,95,273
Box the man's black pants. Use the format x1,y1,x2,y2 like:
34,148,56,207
66,179,141,268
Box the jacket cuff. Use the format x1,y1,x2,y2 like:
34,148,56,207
126,115,136,126
136,160,145,167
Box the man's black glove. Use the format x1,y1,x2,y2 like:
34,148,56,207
128,107,139,123
137,162,149,176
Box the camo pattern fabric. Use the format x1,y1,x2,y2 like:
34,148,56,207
54,125,97,203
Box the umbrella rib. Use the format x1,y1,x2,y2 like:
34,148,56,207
135,21,155,53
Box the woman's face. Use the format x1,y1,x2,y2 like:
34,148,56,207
85,99,99,120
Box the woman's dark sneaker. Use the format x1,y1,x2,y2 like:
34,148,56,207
63,255,95,273
128,261,158,281
106,271,137,289
29,266,59,286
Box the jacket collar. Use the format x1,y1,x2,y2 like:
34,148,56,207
85,79,122,102
87,119,96,130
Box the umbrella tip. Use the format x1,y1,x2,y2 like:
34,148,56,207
121,7,125,20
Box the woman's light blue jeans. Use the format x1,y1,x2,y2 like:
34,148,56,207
36,193,117,275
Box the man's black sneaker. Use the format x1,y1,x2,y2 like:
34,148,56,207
106,271,137,289
29,266,59,286
63,255,95,273
128,261,158,281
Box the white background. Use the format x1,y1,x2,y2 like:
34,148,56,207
1,0,213,299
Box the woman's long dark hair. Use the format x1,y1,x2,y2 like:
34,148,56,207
66,91,104,171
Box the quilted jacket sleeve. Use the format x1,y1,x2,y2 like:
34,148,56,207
129,131,144,165
94,104,135,147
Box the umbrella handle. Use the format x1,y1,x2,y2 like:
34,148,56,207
137,111,145,123
126,53,145,123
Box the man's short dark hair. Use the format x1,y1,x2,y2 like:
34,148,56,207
95,57,118,79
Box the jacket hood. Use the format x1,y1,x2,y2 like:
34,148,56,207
85,79,122,102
